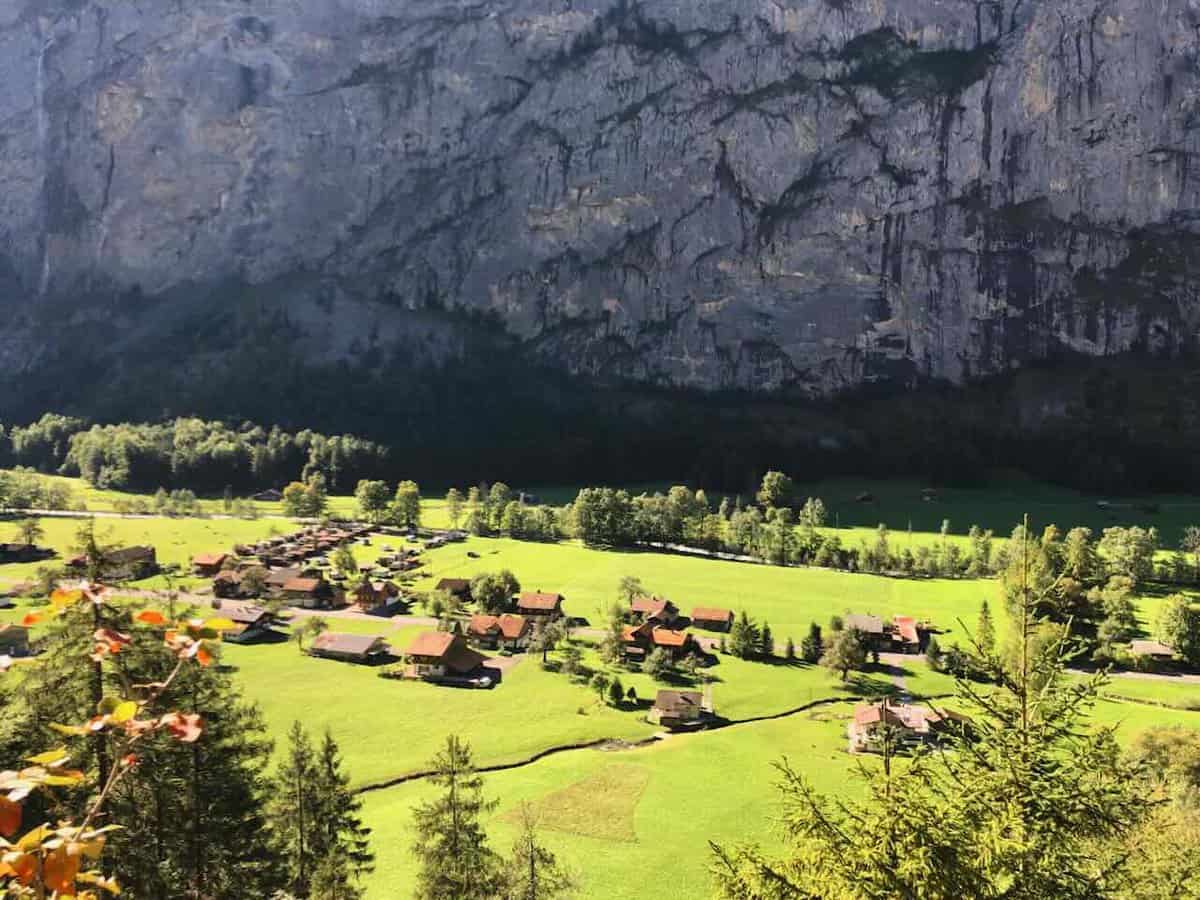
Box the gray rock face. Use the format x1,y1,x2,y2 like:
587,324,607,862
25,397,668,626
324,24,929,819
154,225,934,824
3,0,1200,394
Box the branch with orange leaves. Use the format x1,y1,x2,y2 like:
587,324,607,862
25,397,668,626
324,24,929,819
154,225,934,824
0,583,237,898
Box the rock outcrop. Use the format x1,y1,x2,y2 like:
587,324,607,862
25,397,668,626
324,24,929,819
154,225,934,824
2,0,1199,394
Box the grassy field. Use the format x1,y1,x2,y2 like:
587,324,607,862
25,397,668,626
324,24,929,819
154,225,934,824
2,475,1199,900
404,535,1173,650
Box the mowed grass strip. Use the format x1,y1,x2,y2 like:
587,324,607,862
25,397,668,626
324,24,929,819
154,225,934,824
502,764,652,843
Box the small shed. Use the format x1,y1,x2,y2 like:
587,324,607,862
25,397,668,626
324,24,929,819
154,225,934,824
310,632,390,664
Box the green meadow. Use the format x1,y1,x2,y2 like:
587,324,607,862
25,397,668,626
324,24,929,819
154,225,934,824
2,475,1199,899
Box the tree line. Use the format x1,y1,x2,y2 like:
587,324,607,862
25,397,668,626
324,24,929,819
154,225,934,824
0,413,389,493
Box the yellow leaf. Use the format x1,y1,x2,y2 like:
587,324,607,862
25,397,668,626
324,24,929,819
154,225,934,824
50,723,90,737
24,748,69,767
16,823,52,851
111,702,138,724
203,618,237,632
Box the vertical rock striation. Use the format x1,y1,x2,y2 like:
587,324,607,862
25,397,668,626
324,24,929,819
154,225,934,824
1,0,1199,395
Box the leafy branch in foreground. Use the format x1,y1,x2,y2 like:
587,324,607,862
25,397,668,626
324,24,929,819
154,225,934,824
0,584,231,897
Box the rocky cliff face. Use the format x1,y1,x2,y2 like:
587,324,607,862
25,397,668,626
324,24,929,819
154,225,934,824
3,0,1200,395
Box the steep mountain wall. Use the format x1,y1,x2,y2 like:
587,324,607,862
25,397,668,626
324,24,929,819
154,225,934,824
2,0,1200,394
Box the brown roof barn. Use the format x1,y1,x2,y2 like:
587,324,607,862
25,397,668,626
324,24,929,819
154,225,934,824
310,632,389,663
517,591,565,617
691,607,733,630
649,689,710,729
435,578,473,600
404,631,487,678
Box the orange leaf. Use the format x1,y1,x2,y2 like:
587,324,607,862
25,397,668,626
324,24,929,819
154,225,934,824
43,845,80,894
195,647,213,668
0,796,20,838
135,610,167,626
21,612,43,627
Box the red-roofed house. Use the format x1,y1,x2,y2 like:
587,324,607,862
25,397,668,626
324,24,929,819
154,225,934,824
516,592,565,619
630,596,679,626
621,622,696,661
465,614,533,651
192,552,230,577
404,631,488,680
691,607,733,631
848,701,968,753
891,616,921,652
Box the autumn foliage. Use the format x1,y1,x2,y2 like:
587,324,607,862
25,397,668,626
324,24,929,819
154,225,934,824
0,583,236,897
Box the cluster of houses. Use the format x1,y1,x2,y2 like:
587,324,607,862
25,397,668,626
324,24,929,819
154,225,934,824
231,523,374,568
844,613,935,654
848,700,969,753
66,545,159,581
423,530,468,550
0,543,55,565
619,596,729,663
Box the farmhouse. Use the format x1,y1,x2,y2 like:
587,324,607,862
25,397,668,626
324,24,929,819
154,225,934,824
67,545,159,580
890,616,922,653
465,614,532,651
192,552,230,577
310,632,390,664
403,631,487,680
517,591,565,619
354,580,400,611
220,605,277,645
1130,640,1176,662
631,596,679,626
691,607,733,631
844,614,884,639
213,570,245,599
0,623,32,656
621,622,697,661
648,689,712,729
848,701,967,753
282,576,337,609
0,543,53,564
251,489,284,502
435,578,473,602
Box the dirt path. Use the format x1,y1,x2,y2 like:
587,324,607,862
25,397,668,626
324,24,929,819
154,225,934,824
1067,667,1200,686
879,652,912,695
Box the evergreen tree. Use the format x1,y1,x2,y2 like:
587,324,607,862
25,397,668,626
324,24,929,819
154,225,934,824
502,803,577,900
976,598,996,657
925,634,943,672
728,611,759,659
271,722,321,897
758,622,775,658
412,735,503,900
311,729,374,898
784,637,796,661
800,622,823,663
607,676,625,707
712,518,1149,899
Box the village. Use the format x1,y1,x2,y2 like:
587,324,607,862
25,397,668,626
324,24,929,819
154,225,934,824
0,517,976,751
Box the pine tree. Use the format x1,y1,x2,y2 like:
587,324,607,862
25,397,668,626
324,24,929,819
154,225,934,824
313,729,374,896
412,735,503,900
925,634,943,672
784,637,796,661
712,518,1150,899
502,803,577,899
270,722,320,896
728,611,759,659
976,598,996,657
800,622,823,663
758,622,775,658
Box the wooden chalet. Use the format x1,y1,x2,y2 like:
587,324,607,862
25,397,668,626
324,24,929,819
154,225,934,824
465,614,532,652
66,545,158,580
848,701,967,753
281,576,337,609
690,606,733,631
354,580,400,611
310,632,390,664
648,689,711,729
630,596,679,626
0,543,54,565
0,623,32,657
1130,640,1176,662
435,578,473,602
403,631,487,679
192,552,230,577
621,622,696,661
220,605,277,644
264,567,304,597
516,591,565,619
